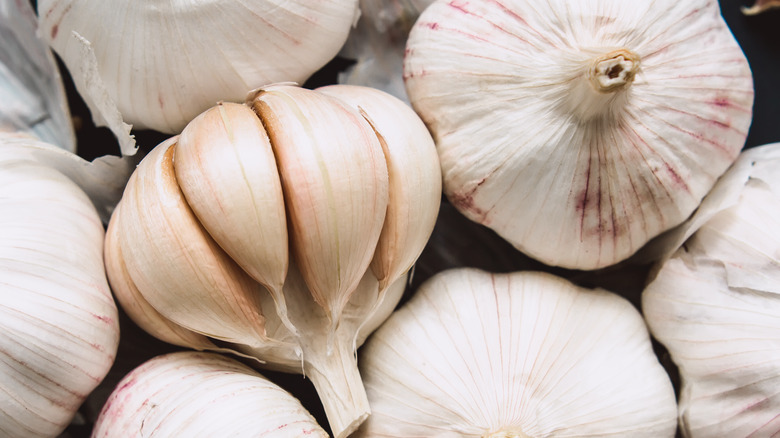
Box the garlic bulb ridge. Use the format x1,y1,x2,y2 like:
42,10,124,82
404,0,754,270
103,83,441,437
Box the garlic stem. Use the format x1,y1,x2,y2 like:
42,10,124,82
303,336,369,438
588,49,640,93
484,430,532,438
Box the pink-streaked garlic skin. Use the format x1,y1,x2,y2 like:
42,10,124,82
92,351,328,437
356,268,678,437
0,137,119,438
404,0,754,270
643,144,780,437
37,0,360,134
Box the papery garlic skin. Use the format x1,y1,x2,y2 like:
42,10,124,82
0,136,119,437
37,0,360,134
92,351,328,437
404,0,754,270
356,268,678,437
103,84,441,438
643,143,780,437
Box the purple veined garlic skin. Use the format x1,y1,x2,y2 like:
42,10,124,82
643,143,780,437
404,0,754,270
92,351,329,437
37,0,361,134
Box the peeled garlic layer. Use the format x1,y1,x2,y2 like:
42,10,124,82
0,135,119,437
643,143,780,437
405,0,754,269
37,0,359,133
356,268,677,437
93,351,328,437
104,84,441,437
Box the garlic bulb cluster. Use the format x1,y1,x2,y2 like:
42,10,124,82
0,133,120,438
404,0,754,270
103,83,441,437
356,268,678,437
93,351,328,437
37,0,360,134
643,143,780,437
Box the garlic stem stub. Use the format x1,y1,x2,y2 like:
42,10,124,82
37,0,360,134
404,0,754,270
0,134,119,438
103,84,441,437
643,143,780,437
93,351,328,437
355,268,678,437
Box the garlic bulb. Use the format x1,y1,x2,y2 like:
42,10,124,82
93,351,327,437
37,0,360,134
0,133,120,437
103,84,441,437
356,268,678,437
643,143,780,437
404,0,754,270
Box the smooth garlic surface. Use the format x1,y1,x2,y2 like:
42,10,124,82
356,268,678,437
404,0,754,270
643,143,780,437
0,133,119,438
37,0,360,134
93,351,328,437
103,84,441,438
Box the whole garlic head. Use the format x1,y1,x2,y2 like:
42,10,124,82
103,84,441,438
404,0,754,270
0,133,119,438
643,143,780,437
37,0,360,134
93,351,328,437
356,268,678,437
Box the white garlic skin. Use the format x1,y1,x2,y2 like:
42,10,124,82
92,351,328,437
404,0,754,270
643,143,780,437
37,0,360,133
356,268,678,437
0,135,119,438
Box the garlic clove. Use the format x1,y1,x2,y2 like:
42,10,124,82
356,268,678,437
316,84,442,293
250,84,389,328
37,0,360,134
104,202,220,351
93,351,328,437
115,137,268,347
404,0,754,270
174,102,294,332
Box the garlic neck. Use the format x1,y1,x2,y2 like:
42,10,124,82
483,428,532,438
564,48,640,123
588,49,640,93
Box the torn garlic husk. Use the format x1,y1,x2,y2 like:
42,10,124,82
338,0,435,103
93,351,328,437
37,0,360,134
0,0,74,150
103,84,441,438
404,0,754,270
355,268,678,437
643,143,780,437
742,0,780,14
0,134,119,438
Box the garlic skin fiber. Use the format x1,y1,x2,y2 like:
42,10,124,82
93,351,328,437
643,143,780,437
356,268,678,437
103,84,441,437
0,133,119,437
37,0,360,134
404,0,754,270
